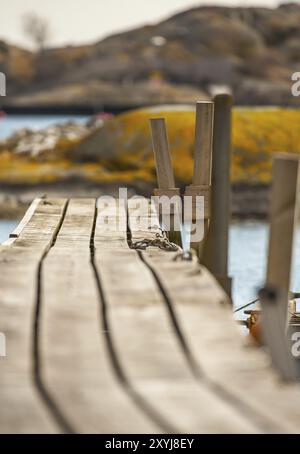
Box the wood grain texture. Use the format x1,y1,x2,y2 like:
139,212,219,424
2,196,300,434
202,94,232,295
262,155,300,380
0,198,67,434
193,101,214,187
9,198,42,239
266,154,300,321
95,199,258,433
41,198,157,433
150,118,176,189
129,199,300,433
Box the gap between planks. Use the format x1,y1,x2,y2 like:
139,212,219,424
38,198,163,433
0,198,67,434
2,197,300,433
128,198,300,433
94,199,260,433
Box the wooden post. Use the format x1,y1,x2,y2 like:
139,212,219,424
266,154,300,324
259,286,296,381
192,101,214,188
185,101,214,255
150,118,176,190
260,154,300,381
150,118,180,237
202,94,232,297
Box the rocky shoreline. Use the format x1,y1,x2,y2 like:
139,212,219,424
0,182,271,220
1,105,294,220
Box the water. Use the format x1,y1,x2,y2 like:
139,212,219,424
229,221,300,313
0,114,88,139
229,222,268,311
0,220,18,243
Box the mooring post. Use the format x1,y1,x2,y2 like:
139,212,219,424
259,286,296,381
266,154,300,324
260,154,300,381
150,118,180,238
185,101,214,256
202,94,232,297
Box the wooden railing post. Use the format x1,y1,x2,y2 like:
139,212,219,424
202,94,232,296
185,101,214,255
261,154,300,380
150,118,176,190
150,118,180,235
192,101,214,188
266,154,300,324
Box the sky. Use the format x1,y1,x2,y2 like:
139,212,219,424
0,0,292,49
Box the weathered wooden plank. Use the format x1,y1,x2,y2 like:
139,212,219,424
129,199,300,433
150,118,176,189
263,155,300,379
185,101,214,256
40,198,158,433
133,201,300,433
3,194,300,434
0,198,67,434
202,94,232,296
192,101,214,187
94,200,258,433
9,198,42,239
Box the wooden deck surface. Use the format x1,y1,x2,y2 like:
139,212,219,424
1,197,300,434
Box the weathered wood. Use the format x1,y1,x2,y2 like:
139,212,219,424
266,154,300,324
192,101,214,187
41,198,157,433
259,287,296,382
150,118,176,189
94,199,258,433
184,101,214,255
185,101,214,216
150,117,181,241
202,94,232,296
2,195,300,433
0,198,67,434
261,154,300,380
9,198,42,239
135,200,300,433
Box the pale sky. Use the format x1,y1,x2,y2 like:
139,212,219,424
0,0,290,49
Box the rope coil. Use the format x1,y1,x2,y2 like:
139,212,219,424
130,233,179,252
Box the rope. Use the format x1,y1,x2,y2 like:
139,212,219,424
130,233,179,252
233,298,259,314
234,292,300,314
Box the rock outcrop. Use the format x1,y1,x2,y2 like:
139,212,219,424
1,4,300,108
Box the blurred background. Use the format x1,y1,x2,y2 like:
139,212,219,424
0,0,300,309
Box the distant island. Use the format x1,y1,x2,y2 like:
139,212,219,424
1,3,300,111
1,105,300,218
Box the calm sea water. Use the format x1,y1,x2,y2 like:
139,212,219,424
231,222,300,311
0,220,18,243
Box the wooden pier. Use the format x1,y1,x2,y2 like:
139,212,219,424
1,196,300,434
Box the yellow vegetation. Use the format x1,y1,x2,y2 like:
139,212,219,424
1,107,300,185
